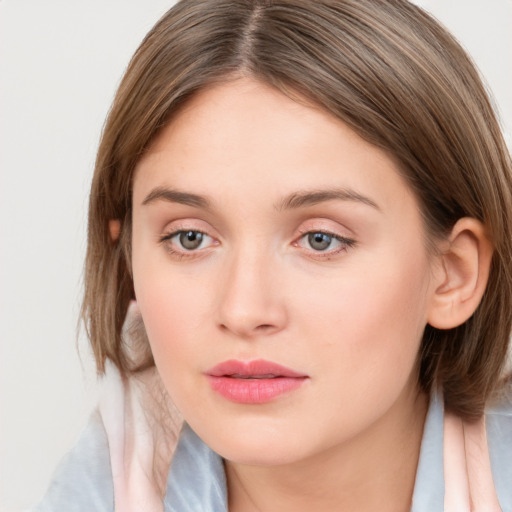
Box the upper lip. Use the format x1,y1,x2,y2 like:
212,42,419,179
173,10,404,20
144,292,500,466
206,359,308,378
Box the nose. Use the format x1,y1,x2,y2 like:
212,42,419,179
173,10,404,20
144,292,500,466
215,247,288,338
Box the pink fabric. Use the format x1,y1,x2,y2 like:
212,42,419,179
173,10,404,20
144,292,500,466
99,362,183,512
443,412,501,511
99,303,183,512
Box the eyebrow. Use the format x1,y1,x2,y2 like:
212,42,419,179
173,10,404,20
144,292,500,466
142,186,211,209
276,188,380,211
142,186,380,212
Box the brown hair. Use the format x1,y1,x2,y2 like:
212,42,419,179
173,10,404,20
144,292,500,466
82,0,512,421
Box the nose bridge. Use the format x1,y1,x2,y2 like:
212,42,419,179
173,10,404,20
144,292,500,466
216,238,286,337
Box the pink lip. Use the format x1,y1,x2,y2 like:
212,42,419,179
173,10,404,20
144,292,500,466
205,359,309,404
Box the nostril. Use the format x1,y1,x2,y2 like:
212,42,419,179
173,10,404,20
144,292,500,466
218,322,276,336
256,324,274,331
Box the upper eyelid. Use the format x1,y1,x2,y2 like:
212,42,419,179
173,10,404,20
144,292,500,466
161,229,215,245
162,228,209,239
296,216,356,235
296,224,356,242
160,218,217,238
297,226,344,237
296,230,355,246
159,220,355,243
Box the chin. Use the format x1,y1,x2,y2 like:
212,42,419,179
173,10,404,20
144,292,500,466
188,414,317,466
217,439,307,467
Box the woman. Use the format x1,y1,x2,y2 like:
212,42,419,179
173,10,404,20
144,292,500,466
35,0,512,510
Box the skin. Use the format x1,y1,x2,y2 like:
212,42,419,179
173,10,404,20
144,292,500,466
131,77,443,512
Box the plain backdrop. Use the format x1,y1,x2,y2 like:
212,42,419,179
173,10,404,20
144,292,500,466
0,1,510,510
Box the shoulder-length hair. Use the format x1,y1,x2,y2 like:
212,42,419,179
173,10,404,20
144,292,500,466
82,0,512,421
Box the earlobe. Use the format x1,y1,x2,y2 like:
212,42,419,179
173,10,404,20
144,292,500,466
427,218,493,330
109,219,121,241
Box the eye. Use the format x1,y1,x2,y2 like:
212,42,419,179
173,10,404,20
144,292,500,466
307,232,335,251
296,230,355,254
177,230,206,250
161,230,214,252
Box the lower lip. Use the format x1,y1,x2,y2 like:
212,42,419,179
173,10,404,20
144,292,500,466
207,376,307,404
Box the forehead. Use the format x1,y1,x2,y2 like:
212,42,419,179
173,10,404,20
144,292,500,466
133,77,415,216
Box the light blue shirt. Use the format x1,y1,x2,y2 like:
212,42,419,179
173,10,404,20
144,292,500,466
33,392,512,512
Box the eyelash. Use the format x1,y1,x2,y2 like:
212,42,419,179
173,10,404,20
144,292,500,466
159,228,356,260
159,229,214,260
294,229,356,258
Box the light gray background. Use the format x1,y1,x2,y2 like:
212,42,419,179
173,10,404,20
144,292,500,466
0,1,510,510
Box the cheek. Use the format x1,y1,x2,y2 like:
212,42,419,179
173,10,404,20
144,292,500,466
136,274,206,354
131,234,208,375
295,246,432,383
134,271,212,413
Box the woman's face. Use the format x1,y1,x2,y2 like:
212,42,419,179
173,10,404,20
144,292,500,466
131,77,438,465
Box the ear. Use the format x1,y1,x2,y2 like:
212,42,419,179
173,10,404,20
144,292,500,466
109,219,121,241
427,218,493,330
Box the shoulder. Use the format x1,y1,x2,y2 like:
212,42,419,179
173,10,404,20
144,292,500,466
486,388,512,512
31,410,113,512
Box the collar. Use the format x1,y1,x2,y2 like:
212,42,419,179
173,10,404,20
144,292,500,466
165,423,228,512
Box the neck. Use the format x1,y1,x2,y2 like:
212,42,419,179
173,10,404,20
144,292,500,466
225,387,428,512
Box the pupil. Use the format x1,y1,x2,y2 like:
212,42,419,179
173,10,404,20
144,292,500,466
308,232,331,251
180,231,203,250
